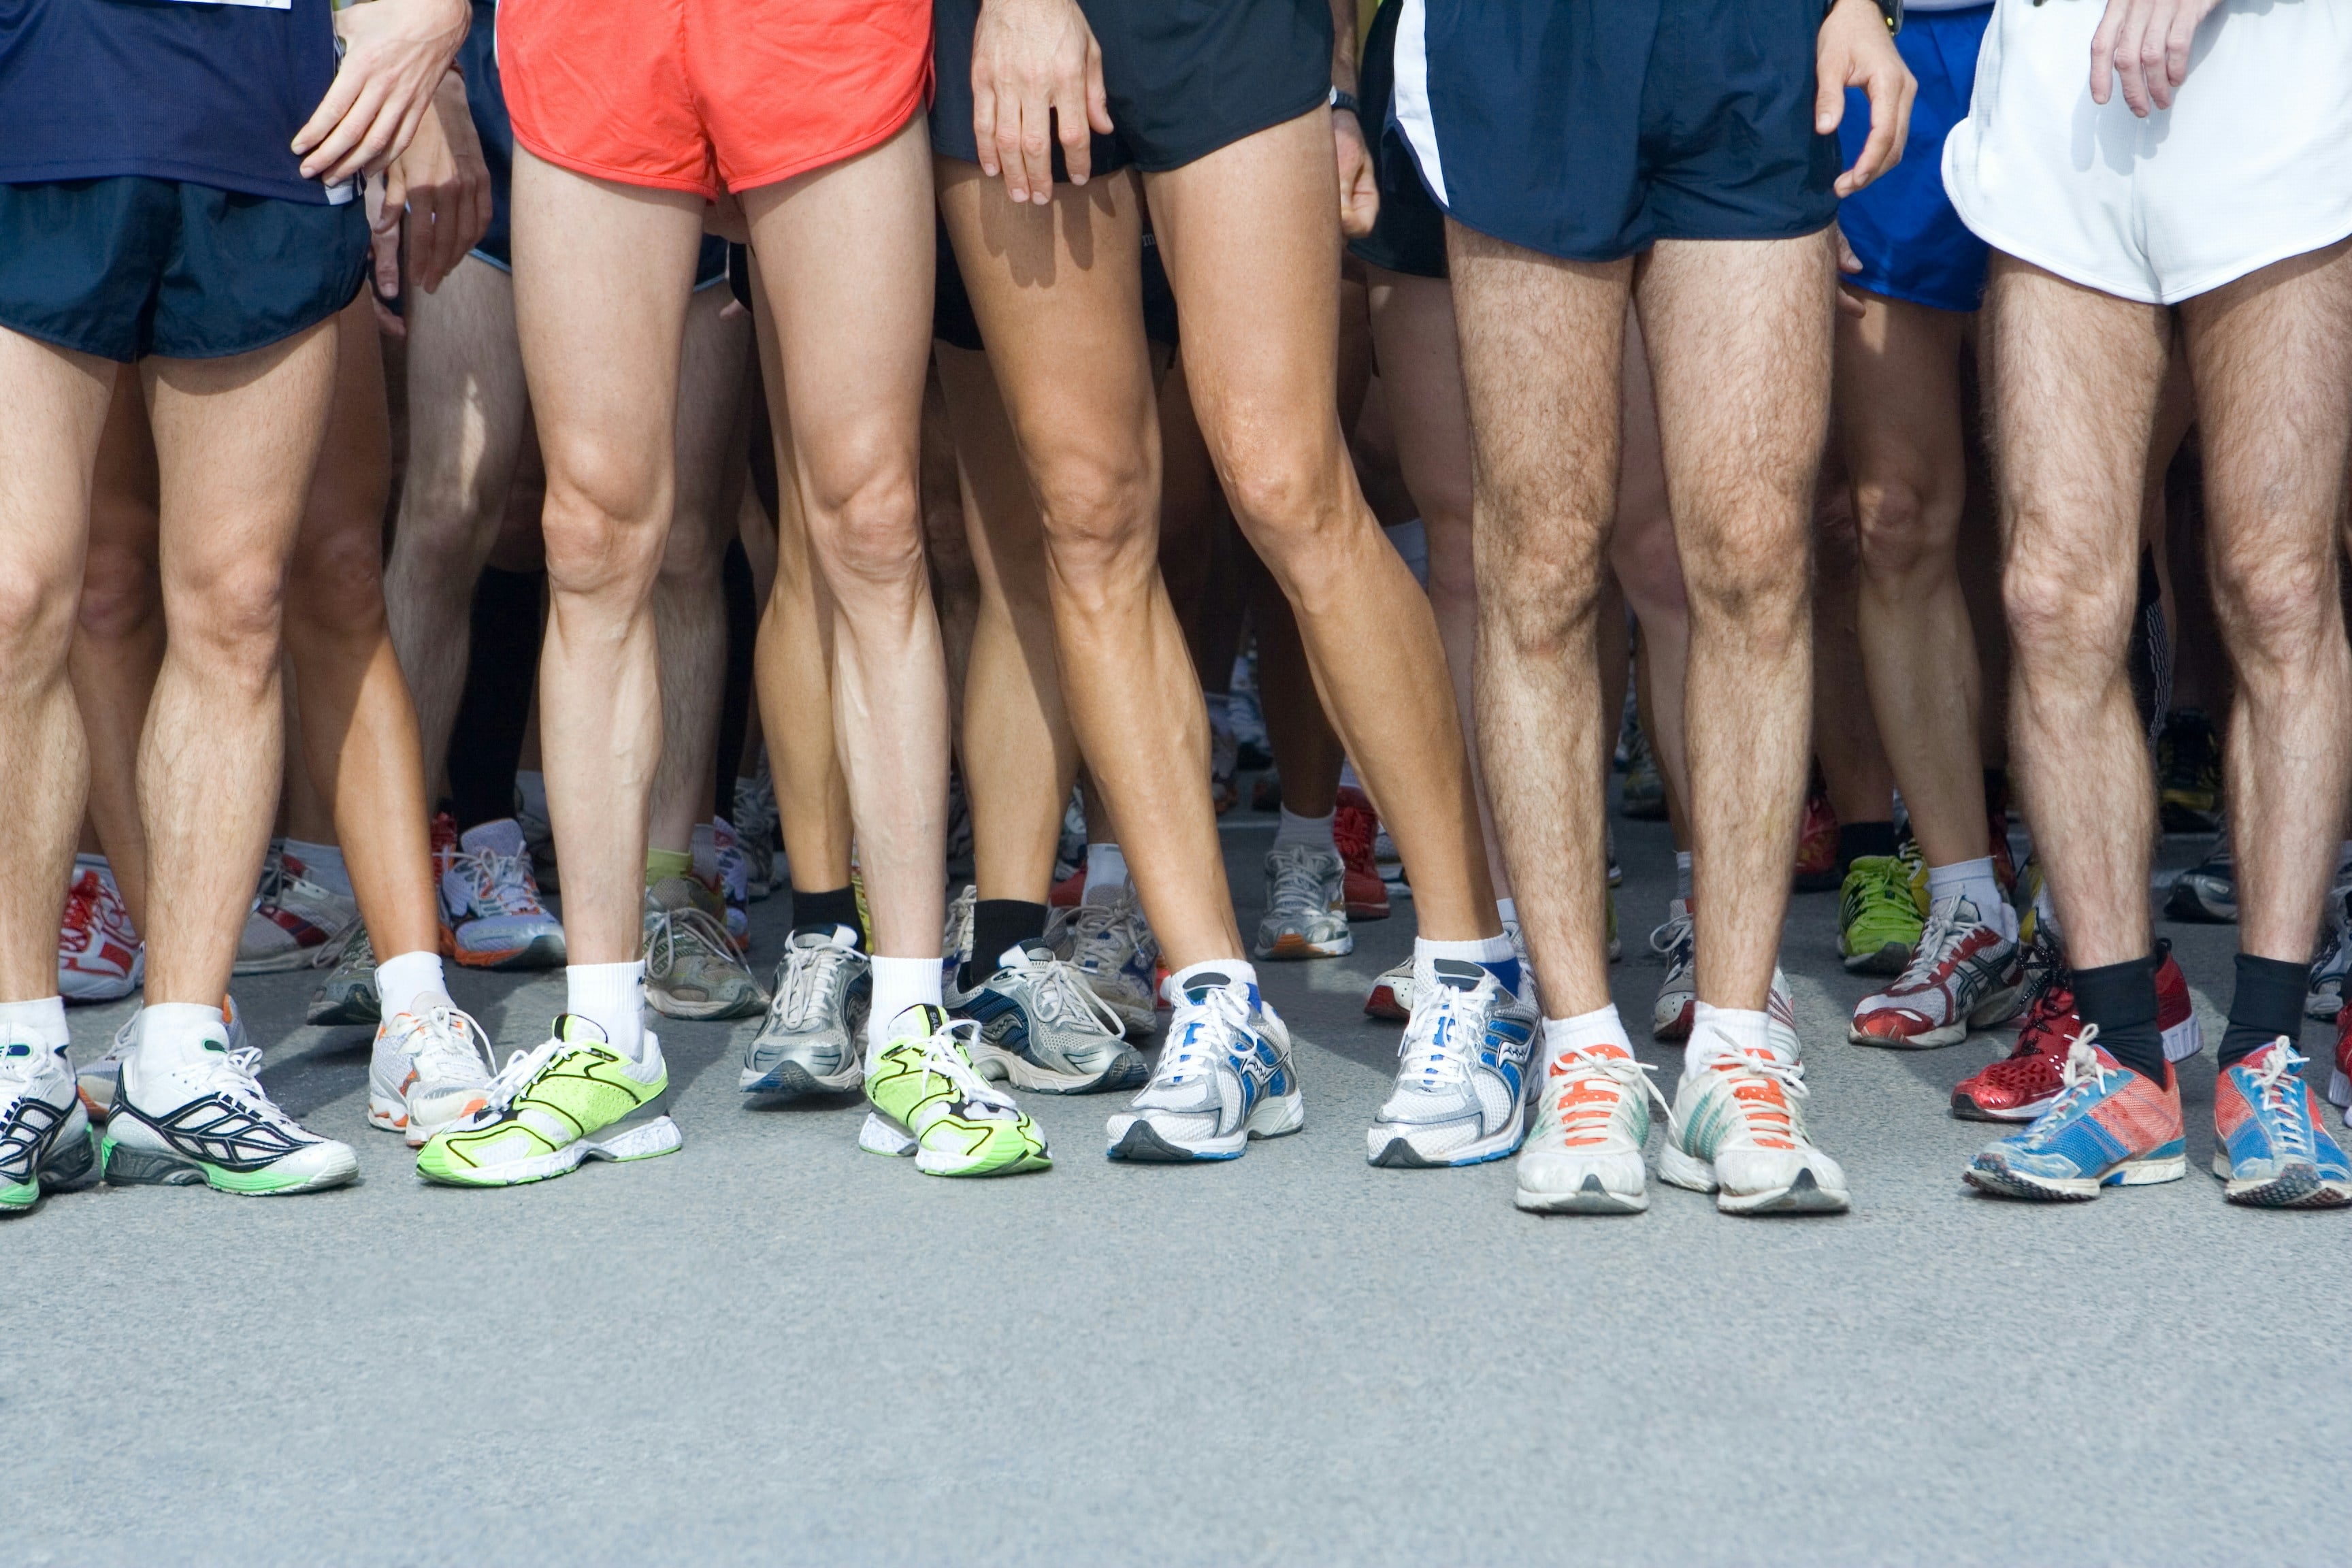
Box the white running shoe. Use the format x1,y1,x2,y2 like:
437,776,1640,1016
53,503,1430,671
1,1032,99,1211
1254,845,1352,960
941,883,976,994
1367,958,1539,1167
1364,956,1414,1023
58,855,142,1002
1049,887,1160,1036
731,762,779,900
1650,898,1696,1041
103,1024,357,1195
1660,1002,1848,1215
235,845,359,975
694,818,751,951
1106,970,1301,1161
1514,1041,1667,1215
742,925,870,1097
439,818,567,970
368,1003,499,1147
77,995,248,1121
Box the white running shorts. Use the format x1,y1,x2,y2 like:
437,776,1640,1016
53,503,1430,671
1943,0,2352,305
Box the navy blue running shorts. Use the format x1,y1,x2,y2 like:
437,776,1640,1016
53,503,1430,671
1835,3,1991,313
0,176,365,363
932,0,1332,178
1348,0,1446,280
1392,0,1841,263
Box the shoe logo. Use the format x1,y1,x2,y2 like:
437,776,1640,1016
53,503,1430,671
0,1090,71,1183
134,1093,312,1173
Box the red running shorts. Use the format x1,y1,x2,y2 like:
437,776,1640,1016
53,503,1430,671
498,0,932,199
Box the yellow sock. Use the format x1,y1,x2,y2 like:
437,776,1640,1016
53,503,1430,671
646,847,693,887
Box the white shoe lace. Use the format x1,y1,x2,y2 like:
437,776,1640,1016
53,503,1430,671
1265,846,1339,919
770,940,860,1032
1887,892,1973,992
645,900,740,981
734,764,779,840
1539,1045,1667,1140
2244,1037,2313,1158
455,847,548,919
195,1043,302,1129
1156,984,1255,1089
1693,1045,1815,1142
1396,970,1485,1090
1009,950,1128,1039
478,1037,563,1117
1068,895,1152,979
1649,907,1694,964
389,1004,495,1088
2038,1028,2112,1123
901,1017,1017,1112
312,918,374,974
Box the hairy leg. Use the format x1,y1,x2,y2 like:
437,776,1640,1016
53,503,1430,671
71,372,162,930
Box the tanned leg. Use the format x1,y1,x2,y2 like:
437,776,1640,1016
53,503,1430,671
71,373,163,930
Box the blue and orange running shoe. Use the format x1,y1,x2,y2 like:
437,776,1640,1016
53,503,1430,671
1964,1029,2185,1201
2212,1039,2352,1209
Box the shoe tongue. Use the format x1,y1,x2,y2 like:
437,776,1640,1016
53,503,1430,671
791,924,860,951
1012,940,1056,965
554,1013,610,1047
1429,958,1485,992
888,1002,949,1043
1181,970,1232,1004
461,817,525,858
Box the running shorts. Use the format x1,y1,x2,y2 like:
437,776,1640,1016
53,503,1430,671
931,0,1332,176
1944,0,2352,306
1836,3,1990,313
1393,0,1840,263
0,176,365,363
1348,0,1446,281
497,0,932,199
930,220,1177,350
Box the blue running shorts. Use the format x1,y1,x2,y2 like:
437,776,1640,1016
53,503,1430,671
1837,3,1991,313
1349,0,1447,280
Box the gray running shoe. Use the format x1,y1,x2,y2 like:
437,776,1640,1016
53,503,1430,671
1650,899,1696,1041
306,922,379,1026
1368,958,1539,1168
951,942,1147,1094
644,877,766,1022
1050,889,1160,1036
2165,823,2237,924
1254,844,1351,960
741,925,870,1096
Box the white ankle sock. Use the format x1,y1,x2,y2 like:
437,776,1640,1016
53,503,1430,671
1273,807,1337,855
283,838,350,898
1083,843,1131,906
1540,1003,1631,1061
1675,851,1694,903
376,949,451,1021
137,1002,228,1064
1684,1001,1782,1081
866,955,944,1059
566,961,644,1058
1170,958,1257,999
0,996,69,1050
1926,855,2012,936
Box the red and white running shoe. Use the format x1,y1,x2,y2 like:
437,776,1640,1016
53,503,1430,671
59,855,142,1003
1848,892,2021,1049
1950,937,2200,1122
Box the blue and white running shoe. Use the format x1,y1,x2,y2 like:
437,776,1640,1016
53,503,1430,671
2213,1039,2352,1208
951,942,1148,1095
1105,971,1301,1161
1367,958,1538,1167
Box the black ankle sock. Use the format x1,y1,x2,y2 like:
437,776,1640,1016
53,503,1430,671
2219,952,2306,1068
1836,821,1897,881
789,885,862,949
1982,767,2010,820
2072,954,2166,1081
963,899,1049,992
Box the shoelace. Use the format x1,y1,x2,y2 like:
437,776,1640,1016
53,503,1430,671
479,1037,564,1117
63,868,132,951
1844,859,1919,932
1886,892,1975,992
196,1043,300,1128
1013,951,1128,1039
1648,909,1693,964
455,848,546,918
2244,1039,2314,1158
1156,984,1256,1088
1397,971,1485,1090
646,901,740,980
1068,895,1154,975
1333,804,1375,868
389,1004,496,1087
772,940,858,1032
312,919,375,974
903,1017,1015,1113
1266,845,1338,916
2035,1029,2114,1127
1698,1047,1812,1141
1541,1046,1667,1140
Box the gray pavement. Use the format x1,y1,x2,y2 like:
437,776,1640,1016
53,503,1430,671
12,787,2351,1566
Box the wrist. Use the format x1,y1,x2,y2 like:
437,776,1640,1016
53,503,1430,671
1328,86,1360,117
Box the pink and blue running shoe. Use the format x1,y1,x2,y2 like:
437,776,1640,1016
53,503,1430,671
2212,1039,2352,1209
1964,1030,2185,1201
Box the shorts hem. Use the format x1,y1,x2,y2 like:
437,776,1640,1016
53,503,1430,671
1436,204,1835,266
1127,86,1330,176
1970,214,2352,307
0,308,129,365
0,272,361,364
1348,240,1446,282
724,96,926,194
507,125,720,201
1846,278,1981,314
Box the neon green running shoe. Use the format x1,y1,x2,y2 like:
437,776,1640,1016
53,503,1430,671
858,1004,1050,1177
1839,848,1925,977
415,1015,681,1188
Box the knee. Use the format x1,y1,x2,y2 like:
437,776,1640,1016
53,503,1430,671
77,541,161,646
810,470,924,598
166,554,287,687
1224,450,1346,580
1852,478,1953,585
2001,539,2124,672
2211,547,2337,667
1683,528,1809,641
1477,508,1605,658
1035,458,1157,600
287,519,388,638
0,563,80,668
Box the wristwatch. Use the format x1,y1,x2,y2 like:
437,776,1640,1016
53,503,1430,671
1329,86,1361,116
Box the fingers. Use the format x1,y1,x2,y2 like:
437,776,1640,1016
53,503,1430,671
1835,63,1906,197
305,78,393,185
371,215,402,307
972,74,1003,180
1086,40,1113,135
1019,78,1056,204
1835,225,1862,276
2089,0,2125,105
293,69,363,163
1813,46,1847,137
1056,41,1093,188
2163,3,2200,106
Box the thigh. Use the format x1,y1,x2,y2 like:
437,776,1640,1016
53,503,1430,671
402,256,530,524
932,342,1047,605
1834,294,1970,527
668,286,755,568
1366,267,1473,535
0,325,113,591
294,299,393,584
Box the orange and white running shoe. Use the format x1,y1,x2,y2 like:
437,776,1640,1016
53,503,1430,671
438,818,566,971
1514,1039,1666,1214
1661,987,1849,1215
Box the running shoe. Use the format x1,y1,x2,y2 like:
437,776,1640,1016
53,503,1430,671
416,1016,680,1187
1989,807,2018,893
235,845,359,975
1050,888,1160,1036
2308,881,2352,1022
58,854,142,1002
1963,1032,2185,1201
1620,720,1665,820
438,817,567,970
2164,822,2237,924
1254,844,1352,960
2010,847,2057,952
731,760,779,900
1838,849,1925,975
2156,707,2223,833
859,1005,1050,1177
1514,1040,1667,1215
1661,1004,1848,1214
942,881,977,994
76,996,248,1121
1650,898,1697,1042
693,817,751,951
1209,712,1240,816
1365,956,1412,1024
366,1002,498,1147
952,941,1146,1094
1848,892,2021,1049
103,1025,357,1195
1,1034,99,1212
1375,822,1408,899
1367,958,1539,1167
742,925,870,1097
2212,1040,2352,1208
2329,1005,2352,1127
1105,970,1301,1162
1951,936,2201,1122
1792,785,1839,894
1334,787,1390,920
306,921,379,1027
644,877,766,1021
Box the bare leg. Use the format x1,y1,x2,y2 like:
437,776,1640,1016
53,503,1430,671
71,372,163,931
1814,473,1897,828
1610,311,1693,817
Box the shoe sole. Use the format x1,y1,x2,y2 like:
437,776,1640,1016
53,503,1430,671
1363,981,1408,1023
232,943,333,976
442,929,568,971
1651,998,1694,1043
417,1114,681,1187
2210,1152,2352,1208
1344,898,1390,921
1659,1144,1850,1215
1254,931,1352,961
2162,884,2236,924
368,1090,493,1149
1366,1115,1527,1169
1840,943,1915,977
0,1116,101,1211
1963,1151,2185,1201
1514,1173,1649,1215
647,987,768,1022
858,1111,1050,1176
740,1058,864,1098
1105,1092,1303,1162
1850,984,2025,1051
59,968,140,1003
970,1041,1149,1096
103,1136,357,1195
1950,1092,2053,1124
306,996,380,1027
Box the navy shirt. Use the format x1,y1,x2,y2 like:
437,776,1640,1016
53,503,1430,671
0,0,352,204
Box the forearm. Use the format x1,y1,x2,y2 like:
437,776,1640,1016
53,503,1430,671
1328,0,1358,93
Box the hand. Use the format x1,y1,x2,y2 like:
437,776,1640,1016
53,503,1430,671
1833,223,1867,319
294,0,470,186
1816,0,1914,198
381,69,491,295
365,176,406,338
2091,0,2223,116
702,189,751,244
1333,106,1379,241
970,0,1113,205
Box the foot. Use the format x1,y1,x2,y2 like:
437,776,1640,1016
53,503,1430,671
1050,889,1160,1036
58,858,142,1003
1649,899,1696,1042
731,764,779,900
1,1035,99,1211
78,996,248,1122
415,1015,679,1188
1660,994,1848,1215
1963,1033,2185,1201
305,922,380,1026
1951,938,2202,1122
2212,1040,2352,1208
952,942,1147,1094
643,877,766,1021
1514,1041,1665,1215
1254,844,1352,960
1106,970,1301,1162
694,819,752,950
741,926,870,1097
1848,892,2021,1049
1792,785,1839,893
367,1003,499,1148
1837,850,1923,976
438,818,567,970
1334,786,1390,920
860,1005,1050,1177
1366,958,1538,1168
235,845,358,975
104,1028,357,1195
2164,822,2236,924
